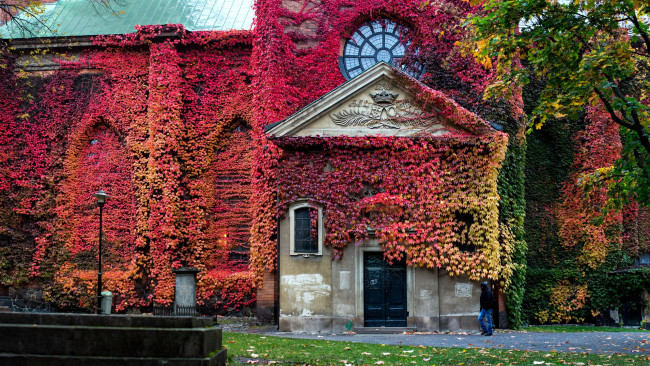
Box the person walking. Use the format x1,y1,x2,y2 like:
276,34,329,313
479,281,494,336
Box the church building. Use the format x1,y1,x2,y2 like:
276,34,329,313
266,62,507,332
0,0,519,331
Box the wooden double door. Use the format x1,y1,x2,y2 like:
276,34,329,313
363,252,407,327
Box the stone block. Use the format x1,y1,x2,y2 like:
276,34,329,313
0,349,227,366
0,313,226,365
411,316,440,331
0,313,213,328
0,324,221,358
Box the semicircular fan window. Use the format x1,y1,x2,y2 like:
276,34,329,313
339,19,422,80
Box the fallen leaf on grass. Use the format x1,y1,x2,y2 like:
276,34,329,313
382,352,391,356
362,352,371,355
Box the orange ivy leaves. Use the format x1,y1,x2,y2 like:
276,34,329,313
248,0,515,279
537,280,589,324
557,102,623,269
271,134,508,282
2,26,259,311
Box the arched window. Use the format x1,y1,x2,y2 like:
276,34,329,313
339,19,422,80
289,202,324,255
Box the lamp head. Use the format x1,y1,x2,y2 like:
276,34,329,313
93,190,109,206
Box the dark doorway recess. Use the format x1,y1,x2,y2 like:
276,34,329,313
363,252,407,327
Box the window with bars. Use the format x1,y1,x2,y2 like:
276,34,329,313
289,202,323,255
294,207,317,253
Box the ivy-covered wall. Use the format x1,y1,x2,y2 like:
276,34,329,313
270,121,507,285
0,27,258,312
522,77,650,325
247,0,529,327
0,0,534,320
10,0,647,326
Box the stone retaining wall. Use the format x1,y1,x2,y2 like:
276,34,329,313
0,313,226,366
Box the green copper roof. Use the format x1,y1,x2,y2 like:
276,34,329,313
1,0,254,39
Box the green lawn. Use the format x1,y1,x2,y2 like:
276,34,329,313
522,325,649,333
224,332,649,365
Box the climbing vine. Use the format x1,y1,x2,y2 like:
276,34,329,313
523,95,650,324
0,26,258,312
272,131,508,281
1,0,536,318
249,0,527,326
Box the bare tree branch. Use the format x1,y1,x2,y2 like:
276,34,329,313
0,0,126,38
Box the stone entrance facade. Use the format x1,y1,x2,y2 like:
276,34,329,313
264,63,502,332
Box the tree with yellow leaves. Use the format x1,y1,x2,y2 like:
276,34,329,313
469,0,649,206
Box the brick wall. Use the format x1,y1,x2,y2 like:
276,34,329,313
256,269,277,323
280,0,324,50
496,285,508,329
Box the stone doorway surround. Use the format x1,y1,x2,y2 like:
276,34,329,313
354,239,415,326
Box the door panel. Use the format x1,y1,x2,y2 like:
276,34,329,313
363,252,407,327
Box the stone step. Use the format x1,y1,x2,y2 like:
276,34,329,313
355,326,417,334
0,323,221,358
0,313,226,365
0,312,213,328
0,351,227,366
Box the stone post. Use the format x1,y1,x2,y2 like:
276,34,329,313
172,267,200,316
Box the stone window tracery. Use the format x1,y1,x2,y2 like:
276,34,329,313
339,19,422,80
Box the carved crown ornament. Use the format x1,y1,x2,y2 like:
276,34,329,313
330,84,437,129
370,89,398,104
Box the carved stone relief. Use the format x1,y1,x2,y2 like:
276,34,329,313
455,283,473,298
330,84,437,129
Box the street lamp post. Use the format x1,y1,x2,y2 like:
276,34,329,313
93,190,109,314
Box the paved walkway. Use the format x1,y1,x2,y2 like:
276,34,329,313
257,330,649,355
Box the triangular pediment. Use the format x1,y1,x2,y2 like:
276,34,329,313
265,62,495,138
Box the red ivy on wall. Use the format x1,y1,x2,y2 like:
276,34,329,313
1,0,533,310
557,103,623,269
248,0,522,289
1,26,258,311
273,133,508,281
